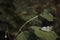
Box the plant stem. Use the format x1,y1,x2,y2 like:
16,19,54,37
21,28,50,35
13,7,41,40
16,15,38,36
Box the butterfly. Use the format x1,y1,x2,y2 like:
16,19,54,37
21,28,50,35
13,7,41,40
41,26,53,32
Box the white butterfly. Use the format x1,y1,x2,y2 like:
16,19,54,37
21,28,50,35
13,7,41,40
41,26,53,32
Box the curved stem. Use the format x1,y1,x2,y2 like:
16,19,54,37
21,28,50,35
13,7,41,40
16,15,38,36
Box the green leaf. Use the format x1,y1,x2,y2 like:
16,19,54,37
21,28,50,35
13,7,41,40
22,15,36,21
30,26,57,40
40,8,53,21
16,31,30,40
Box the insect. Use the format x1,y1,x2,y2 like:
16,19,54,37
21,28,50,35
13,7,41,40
41,26,53,32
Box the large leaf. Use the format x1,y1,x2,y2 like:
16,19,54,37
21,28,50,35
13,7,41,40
16,31,30,40
30,26,57,40
40,8,53,21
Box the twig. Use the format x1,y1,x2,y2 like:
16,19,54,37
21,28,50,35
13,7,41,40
17,15,38,36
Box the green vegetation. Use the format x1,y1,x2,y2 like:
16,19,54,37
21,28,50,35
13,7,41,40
0,0,60,40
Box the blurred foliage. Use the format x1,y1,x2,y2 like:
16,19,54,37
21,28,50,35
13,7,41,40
0,0,60,40
30,26,57,40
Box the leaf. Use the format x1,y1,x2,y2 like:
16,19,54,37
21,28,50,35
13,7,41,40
30,26,57,40
21,15,36,21
40,8,53,21
16,31,30,40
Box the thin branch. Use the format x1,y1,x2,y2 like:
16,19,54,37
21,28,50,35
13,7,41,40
16,15,38,36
